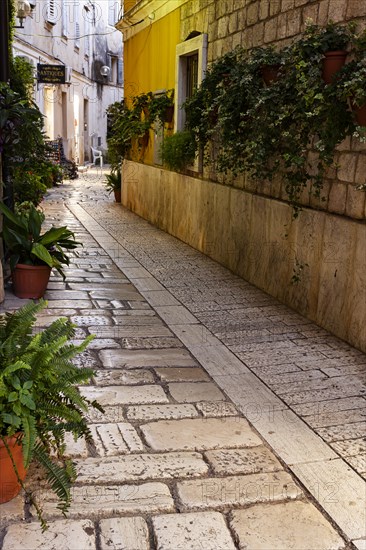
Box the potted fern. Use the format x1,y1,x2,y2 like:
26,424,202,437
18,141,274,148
0,300,103,529
104,169,121,202
0,202,81,298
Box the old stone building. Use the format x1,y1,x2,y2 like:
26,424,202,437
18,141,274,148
119,0,366,352
13,0,123,163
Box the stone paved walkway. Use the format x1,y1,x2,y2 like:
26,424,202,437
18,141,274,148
0,167,365,549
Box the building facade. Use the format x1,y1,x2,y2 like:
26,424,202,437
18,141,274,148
118,0,366,352
13,0,123,163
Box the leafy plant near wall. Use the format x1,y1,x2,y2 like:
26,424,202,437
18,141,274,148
161,131,197,171
0,300,103,529
183,22,364,215
1,55,59,207
107,90,175,171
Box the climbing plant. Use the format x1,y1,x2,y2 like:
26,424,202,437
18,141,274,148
183,22,364,215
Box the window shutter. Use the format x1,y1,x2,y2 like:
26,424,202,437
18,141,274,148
117,58,123,84
75,22,80,49
47,0,57,25
61,0,68,37
84,18,90,56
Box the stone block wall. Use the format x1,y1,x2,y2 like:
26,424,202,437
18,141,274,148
180,0,366,220
121,0,366,351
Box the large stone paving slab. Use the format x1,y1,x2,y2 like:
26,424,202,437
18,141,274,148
89,423,144,456
74,452,208,483
99,349,198,368
230,501,345,550
2,519,96,550
99,517,149,550
89,326,174,338
89,288,144,301
93,369,155,386
168,382,227,402
152,512,236,550
205,446,283,475
126,403,199,421
154,367,210,382
80,385,168,405
36,483,175,519
291,458,366,540
177,471,302,510
140,417,262,451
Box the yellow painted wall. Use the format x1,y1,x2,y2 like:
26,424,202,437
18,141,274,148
124,9,181,164
124,10,180,97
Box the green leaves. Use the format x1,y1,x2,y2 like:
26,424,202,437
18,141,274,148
0,300,102,524
0,202,81,278
184,23,361,213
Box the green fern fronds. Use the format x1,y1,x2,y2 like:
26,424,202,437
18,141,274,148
0,299,103,529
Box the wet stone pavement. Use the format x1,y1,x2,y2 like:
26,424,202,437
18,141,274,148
0,167,365,549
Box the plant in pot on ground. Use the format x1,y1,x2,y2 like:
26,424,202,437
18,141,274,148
0,299,103,529
0,202,81,298
105,169,122,202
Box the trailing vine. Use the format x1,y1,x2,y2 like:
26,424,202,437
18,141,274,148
107,89,174,170
183,22,365,215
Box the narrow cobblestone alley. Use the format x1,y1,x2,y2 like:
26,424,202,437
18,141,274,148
0,168,365,550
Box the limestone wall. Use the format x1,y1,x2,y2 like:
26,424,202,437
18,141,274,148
122,160,366,352
121,0,366,351
180,0,366,219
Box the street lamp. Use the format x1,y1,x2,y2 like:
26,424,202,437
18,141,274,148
100,66,111,77
14,0,32,29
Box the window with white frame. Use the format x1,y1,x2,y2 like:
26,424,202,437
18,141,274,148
175,33,208,171
175,33,208,132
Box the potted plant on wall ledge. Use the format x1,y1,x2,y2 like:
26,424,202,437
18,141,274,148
0,202,81,298
0,300,103,528
337,59,366,126
304,21,354,83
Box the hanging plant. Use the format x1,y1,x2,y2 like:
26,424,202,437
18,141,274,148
183,22,363,215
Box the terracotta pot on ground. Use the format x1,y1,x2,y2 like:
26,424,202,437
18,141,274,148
114,189,121,203
322,51,347,84
12,264,51,299
0,434,27,503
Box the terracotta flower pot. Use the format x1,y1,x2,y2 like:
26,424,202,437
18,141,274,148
322,51,347,84
0,434,27,503
351,100,366,126
164,106,174,123
261,64,281,85
12,264,51,299
114,189,121,203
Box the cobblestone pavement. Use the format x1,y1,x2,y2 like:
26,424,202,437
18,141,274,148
0,168,365,549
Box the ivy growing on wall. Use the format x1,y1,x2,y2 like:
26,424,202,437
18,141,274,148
107,90,174,171
182,22,366,215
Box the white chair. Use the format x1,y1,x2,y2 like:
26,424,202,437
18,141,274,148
91,147,103,168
